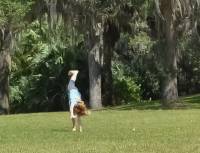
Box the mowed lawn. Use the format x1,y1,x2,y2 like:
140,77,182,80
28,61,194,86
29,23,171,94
1,96,200,153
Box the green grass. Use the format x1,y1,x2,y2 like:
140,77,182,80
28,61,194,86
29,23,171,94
0,95,200,153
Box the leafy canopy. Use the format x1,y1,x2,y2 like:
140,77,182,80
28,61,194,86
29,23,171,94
0,0,33,28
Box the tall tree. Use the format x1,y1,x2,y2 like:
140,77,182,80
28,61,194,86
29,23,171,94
102,20,119,105
102,1,151,105
154,0,199,106
0,28,11,114
0,0,31,114
88,22,103,109
50,0,104,109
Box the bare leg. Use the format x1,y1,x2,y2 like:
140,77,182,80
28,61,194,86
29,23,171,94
72,118,76,131
70,103,77,132
70,106,77,131
77,116,82,132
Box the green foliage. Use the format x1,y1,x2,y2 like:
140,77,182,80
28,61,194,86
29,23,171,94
10,85,23,103
112,59,141,104
115,20,160,100
129,31,153,54
0,0,32,27
10,18,87,113
4,0,200,112
178,34,200,95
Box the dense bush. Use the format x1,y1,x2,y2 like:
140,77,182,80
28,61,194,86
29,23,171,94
112,59,141,104
114,26,161,101
178,34,200,96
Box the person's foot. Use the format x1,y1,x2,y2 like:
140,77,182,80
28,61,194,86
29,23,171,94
72,127,76,132
79,127,83,132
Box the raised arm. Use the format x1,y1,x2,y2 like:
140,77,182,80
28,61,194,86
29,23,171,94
68,70,79,81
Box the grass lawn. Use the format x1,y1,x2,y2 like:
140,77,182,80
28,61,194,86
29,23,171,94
0,95,200,153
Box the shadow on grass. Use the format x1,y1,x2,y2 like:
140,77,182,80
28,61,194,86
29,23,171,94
182,94,200,104
106,94,200,111
51,127,71,133
107,102,163,111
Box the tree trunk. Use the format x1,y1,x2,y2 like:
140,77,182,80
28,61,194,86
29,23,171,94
161,16,178,106
88,22,103,109
102,43,113,106
88,42,102,109
0,29,11,114
102,20,119,106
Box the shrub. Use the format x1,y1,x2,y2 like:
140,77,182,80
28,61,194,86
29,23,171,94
112,61,141,104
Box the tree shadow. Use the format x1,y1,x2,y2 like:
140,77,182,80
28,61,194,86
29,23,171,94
182,95,200,104
107,102,162,111
107,94,200,111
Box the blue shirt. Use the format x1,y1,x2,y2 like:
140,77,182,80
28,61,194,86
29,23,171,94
68,89,81,106
67,80,81,106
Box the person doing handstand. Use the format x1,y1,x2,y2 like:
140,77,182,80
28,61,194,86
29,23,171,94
67,70,84,132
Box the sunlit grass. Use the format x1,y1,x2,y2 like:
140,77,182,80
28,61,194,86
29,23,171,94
1,104,200,153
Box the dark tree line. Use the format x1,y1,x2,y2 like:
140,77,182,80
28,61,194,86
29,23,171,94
0,0,200,114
